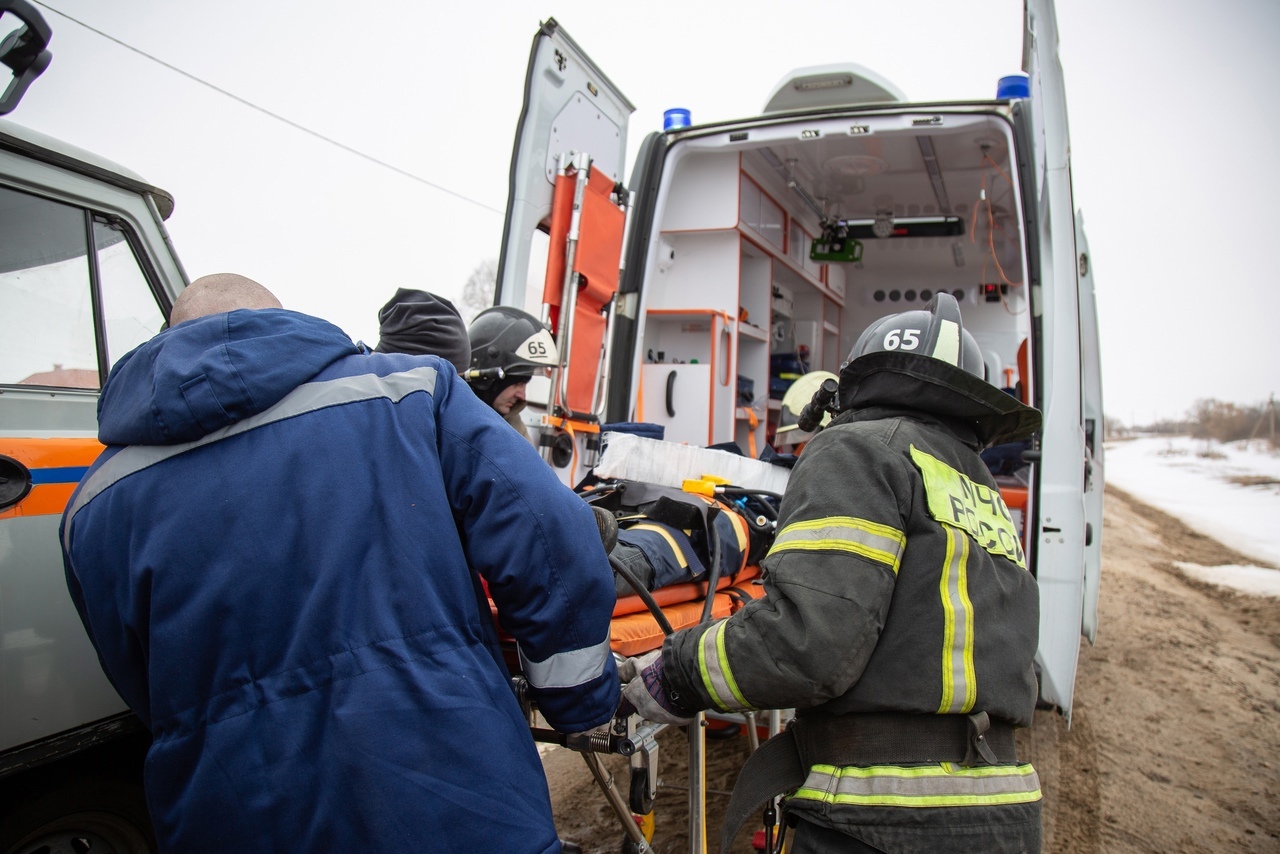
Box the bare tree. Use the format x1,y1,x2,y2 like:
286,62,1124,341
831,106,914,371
459,259,498,324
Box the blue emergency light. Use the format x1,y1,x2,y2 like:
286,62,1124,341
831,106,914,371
997,74,1030,100
664,108,691,130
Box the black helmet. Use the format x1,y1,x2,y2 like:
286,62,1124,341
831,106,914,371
845,292,985,380
467,306,559,392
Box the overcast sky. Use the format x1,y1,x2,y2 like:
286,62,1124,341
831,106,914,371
9,0,1279,425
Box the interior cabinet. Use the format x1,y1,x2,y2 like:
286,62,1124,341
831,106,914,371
639,152,846,453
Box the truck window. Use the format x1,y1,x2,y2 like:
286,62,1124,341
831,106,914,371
94,219,166,368
0,185,165,388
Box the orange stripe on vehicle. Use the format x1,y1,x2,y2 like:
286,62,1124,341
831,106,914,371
1,483,79,519
0,437,104,468
0,437,104,520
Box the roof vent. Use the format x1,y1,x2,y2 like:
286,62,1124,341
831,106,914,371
763,64,906,114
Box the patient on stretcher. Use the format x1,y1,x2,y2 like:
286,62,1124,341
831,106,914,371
580,480,773,599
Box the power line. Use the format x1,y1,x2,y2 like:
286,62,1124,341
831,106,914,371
29,1,504,215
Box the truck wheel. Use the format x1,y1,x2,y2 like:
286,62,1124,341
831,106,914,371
0,779,156,854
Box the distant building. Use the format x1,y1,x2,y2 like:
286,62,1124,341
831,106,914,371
19,365,99,389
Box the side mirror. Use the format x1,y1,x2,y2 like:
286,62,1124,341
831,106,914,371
0,0,52,116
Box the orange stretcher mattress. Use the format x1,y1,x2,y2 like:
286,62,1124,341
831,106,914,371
493,565,765,665
609,567,764,656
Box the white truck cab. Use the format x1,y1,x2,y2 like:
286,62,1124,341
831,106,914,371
498,0,1103,720
0,2,185,849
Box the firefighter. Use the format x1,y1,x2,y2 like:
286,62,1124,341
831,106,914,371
620,293,1044,853
772,369,839,455
466,305,559,445
61,274,619,853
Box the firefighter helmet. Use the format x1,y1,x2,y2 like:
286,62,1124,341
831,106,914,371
466,306,559,392
774,370,839,448
845,292,985,380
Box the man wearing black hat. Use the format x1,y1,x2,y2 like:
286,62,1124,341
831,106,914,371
373,287,472,374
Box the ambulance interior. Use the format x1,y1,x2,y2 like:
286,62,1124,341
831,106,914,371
632,110,1033,485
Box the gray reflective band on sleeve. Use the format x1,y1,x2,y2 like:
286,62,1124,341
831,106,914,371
62,365,438,551
519,637,613,689
698,619,753,711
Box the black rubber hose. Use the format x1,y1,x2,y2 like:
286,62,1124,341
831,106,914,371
720,488,782,520
699,516,722,625
610,553,675,636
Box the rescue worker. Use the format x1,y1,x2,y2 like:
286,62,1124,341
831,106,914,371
61,274,619,854
372,286,471,373
620,293,1043,853
466,305,559,445
772,369,839,455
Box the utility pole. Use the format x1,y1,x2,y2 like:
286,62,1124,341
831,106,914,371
1247,394,1276,443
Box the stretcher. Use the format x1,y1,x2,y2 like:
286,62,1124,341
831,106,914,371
489,433,791,853
502,568,779,854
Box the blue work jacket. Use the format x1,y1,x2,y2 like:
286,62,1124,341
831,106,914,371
61,309,618,853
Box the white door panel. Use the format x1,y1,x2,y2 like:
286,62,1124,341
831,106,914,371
1025,0,1086,719
497,19,633,310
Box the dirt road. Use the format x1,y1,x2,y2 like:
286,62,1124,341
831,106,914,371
541,488,1280,852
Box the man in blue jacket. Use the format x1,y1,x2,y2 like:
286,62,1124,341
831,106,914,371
61,273,620,853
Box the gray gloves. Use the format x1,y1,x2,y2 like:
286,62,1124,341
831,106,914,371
617,651,696,726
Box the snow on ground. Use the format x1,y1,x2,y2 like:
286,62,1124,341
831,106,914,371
1104,435,1280,597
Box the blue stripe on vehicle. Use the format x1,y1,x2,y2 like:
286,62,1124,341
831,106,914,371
30,466,89,485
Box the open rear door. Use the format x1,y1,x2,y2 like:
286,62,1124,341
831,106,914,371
1077,213,1104,643
1023,0,1088,719
496,19,634,310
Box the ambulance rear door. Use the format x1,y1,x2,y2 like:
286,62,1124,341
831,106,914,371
1023,0,1089,719
496,18,634,311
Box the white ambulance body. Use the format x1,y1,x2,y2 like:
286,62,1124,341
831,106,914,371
497,0,1103,718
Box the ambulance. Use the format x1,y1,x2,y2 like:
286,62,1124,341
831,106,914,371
0,0,1101,849
497,0,1103,734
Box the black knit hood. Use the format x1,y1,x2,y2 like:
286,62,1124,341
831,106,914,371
373,288,470,373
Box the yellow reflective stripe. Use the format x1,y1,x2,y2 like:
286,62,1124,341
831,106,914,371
938,527,977,714
696,620,752,711
768,516,905,573
909,446,1026,569
627,523,689,569
728,510,749,552
793,763,1042,808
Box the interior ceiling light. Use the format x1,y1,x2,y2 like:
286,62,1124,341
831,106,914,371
841,216,965,240
825,154,888,178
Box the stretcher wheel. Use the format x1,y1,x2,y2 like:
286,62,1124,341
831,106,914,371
628,769,654,815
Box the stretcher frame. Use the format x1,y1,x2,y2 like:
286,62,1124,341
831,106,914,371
501,559,784,854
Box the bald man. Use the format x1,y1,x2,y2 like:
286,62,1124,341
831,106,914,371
60,274,620,853
168,271,281,325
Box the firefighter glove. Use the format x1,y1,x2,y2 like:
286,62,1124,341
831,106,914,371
619,651,696,726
